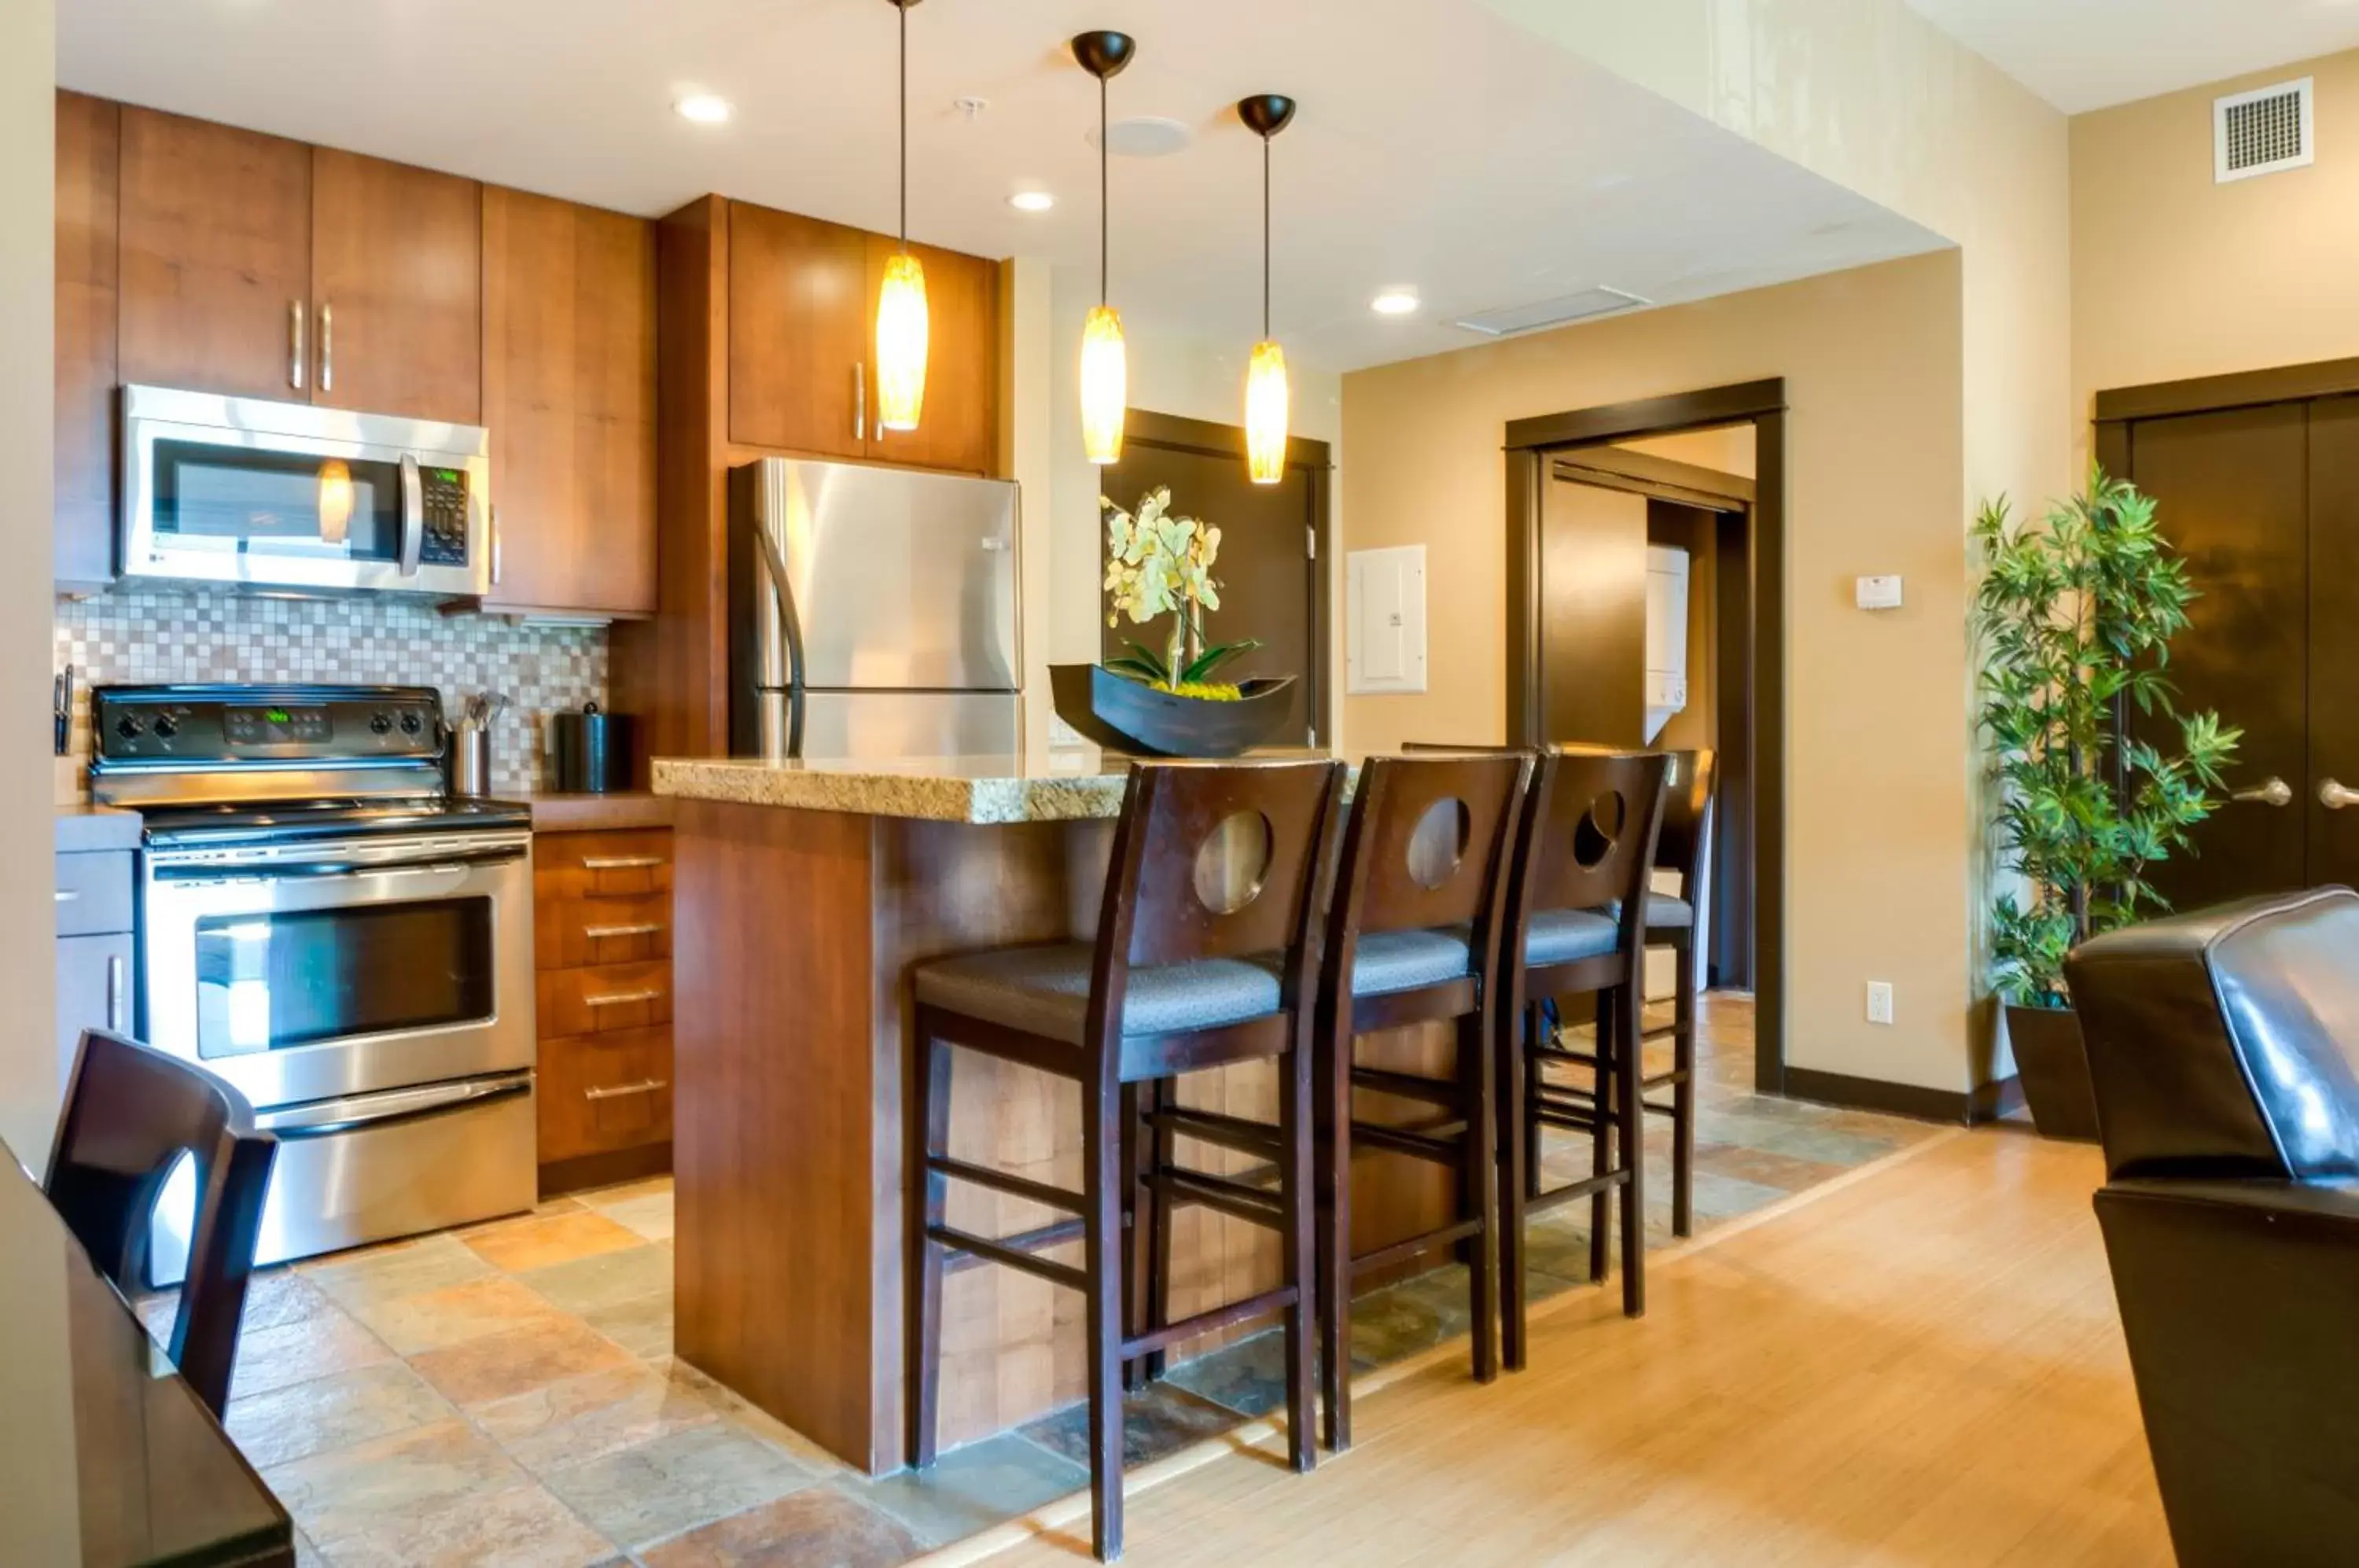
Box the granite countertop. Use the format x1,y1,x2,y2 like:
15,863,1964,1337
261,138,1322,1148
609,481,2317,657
652,750,1344,825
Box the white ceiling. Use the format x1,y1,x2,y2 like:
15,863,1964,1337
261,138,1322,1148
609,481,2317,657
1905,0,2359,114
60,0,1945,374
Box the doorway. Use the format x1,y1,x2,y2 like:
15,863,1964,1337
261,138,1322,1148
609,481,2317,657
1100,410,1333,747
1503,381,1787,1093
2096,359,2359,905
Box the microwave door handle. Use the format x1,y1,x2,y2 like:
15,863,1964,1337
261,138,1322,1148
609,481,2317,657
398,453,424,577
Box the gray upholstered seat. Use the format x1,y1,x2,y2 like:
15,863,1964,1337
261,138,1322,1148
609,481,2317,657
1527,907,1618,966
1350,927,1475,997
914,942,1283,1046
1643,893,1693,929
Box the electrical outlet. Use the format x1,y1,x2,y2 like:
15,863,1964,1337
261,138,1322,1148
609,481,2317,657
1865,981,1894,1025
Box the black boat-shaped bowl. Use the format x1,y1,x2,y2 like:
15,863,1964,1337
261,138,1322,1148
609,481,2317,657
1048,664,1298,759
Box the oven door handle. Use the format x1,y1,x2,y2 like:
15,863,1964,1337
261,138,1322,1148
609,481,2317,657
153,845,528,884
398,452,425,577
254,1071,532,1142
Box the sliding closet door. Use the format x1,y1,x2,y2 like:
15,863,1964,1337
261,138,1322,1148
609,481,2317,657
2121,403,2310,909
2307,396,2359,889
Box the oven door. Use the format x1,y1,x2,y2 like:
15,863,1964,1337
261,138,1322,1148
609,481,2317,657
120,383,488,598
140,830,535,1107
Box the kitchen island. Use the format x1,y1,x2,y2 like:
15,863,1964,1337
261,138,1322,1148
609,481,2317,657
653,751,1455,1474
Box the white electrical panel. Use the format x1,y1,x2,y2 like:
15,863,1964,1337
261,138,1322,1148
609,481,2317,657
1856,574,1904,610
1349,545,1428,695
1643,544,1690,744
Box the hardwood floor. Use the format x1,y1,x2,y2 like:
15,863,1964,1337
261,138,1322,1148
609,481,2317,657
940,1127,2170,1567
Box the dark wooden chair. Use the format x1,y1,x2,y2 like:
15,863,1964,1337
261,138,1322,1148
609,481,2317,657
1498,749,1669,1361
906,759,1344,1562
43,1028,277,1416
1638,749,1715,1235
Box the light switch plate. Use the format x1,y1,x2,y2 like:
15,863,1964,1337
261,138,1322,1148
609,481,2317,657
1865,981,1894,1025
1856,574,1904,611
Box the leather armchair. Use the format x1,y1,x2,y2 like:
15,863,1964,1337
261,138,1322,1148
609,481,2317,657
2065,888,2359,1567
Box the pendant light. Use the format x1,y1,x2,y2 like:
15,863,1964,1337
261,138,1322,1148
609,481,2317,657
1072,31,1135,466
1238,94,1297,485
874,0,929,433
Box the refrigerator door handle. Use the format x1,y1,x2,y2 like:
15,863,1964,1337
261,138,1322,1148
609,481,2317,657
751,516,808,760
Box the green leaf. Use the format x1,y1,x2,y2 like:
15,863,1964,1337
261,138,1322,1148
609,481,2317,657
1182,638,1264,684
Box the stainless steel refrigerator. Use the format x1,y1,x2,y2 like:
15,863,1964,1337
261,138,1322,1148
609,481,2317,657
729,457,1023,759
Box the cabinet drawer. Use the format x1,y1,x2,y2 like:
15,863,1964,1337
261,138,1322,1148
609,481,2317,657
535,829,673,900
536,961,672,1036
55,851,134,937
538,1026,672,1162
536,891,672,970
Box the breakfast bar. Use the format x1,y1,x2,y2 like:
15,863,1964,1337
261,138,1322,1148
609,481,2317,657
653,752,1455,1474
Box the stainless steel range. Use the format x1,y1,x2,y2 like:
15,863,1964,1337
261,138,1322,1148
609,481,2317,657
90,683,537,1281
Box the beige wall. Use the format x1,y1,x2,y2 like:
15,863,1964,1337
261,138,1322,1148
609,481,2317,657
2,0,57,1164
2074,48,2359,429
1343,251,1974,1092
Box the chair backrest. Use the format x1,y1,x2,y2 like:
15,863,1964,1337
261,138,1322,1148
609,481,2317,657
1656,749,1717,894
1508,749,1670,967
1095,756,1345,978
2065,887,2359,1182
44,1029,277,1415
1323,753,1531,988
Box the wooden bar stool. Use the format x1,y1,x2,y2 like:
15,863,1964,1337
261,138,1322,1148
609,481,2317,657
1498,749,1669,1362
905,759,1344,1562
1642,749,1716,1237
45,1028,277,1415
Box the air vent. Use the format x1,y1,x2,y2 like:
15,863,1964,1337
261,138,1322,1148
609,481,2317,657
1452,286,1651,338
2216,78,2313,182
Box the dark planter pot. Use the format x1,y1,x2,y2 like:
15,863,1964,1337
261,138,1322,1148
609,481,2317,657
2007,1002,2103,1143
1050,663,1298,758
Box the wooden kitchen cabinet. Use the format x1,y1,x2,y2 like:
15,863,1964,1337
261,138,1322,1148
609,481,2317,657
481,186,657,616
534,825,675,1194
727,201,870,460
117,105,312,403
311,149,482,425
55,91,119,589
862,234,1001,476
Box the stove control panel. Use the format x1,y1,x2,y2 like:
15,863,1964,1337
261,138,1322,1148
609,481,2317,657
91,686,446,765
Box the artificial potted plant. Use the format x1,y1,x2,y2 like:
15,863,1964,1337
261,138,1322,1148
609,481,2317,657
1051,487,1297,756
1974,469,2239,1139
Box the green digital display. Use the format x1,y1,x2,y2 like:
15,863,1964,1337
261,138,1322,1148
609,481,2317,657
265,707,290,724
433,469,461,483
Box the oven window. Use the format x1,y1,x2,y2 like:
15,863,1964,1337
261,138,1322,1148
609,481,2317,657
193,900,494,1055
152,440,405,561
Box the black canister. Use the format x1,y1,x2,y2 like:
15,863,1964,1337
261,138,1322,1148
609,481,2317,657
551,701,636,793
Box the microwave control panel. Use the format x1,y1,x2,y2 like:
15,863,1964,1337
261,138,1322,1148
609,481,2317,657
90,686,444,764
420,466,471,567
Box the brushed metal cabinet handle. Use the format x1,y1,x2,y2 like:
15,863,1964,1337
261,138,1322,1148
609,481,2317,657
54,889,79,904
491,503,502,587
583,988,664,1008
318,301,333,392
855,361,867,444
583,1077,668,1102
106,954,126,1032
583,922,663,940
290,299,306,391
580,856,664,871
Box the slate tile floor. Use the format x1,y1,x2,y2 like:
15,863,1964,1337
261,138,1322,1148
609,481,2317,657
139,994,1938,1566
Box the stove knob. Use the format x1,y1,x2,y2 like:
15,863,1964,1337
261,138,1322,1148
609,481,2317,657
152,715,178,739
369,712,393,735
399,712,424,736
114,713,145,740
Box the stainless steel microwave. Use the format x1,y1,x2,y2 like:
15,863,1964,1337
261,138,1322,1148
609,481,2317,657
120,383,491,598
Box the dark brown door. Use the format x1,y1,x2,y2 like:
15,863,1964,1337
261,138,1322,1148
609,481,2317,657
863,234,1000,476
2122,403,2310,907
1101,419,1323,745
2309,396,2359,888
727,202,868,459
117,106,311,402
310,149,482,424
481,185,658,615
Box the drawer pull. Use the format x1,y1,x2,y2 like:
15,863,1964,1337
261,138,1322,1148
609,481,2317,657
584,1077,668,1102
583,922,663,940
54,889,79,904
584,988,664,1008
580,855,664,871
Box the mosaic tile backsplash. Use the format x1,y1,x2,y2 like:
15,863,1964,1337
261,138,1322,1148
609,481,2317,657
54,589,607,798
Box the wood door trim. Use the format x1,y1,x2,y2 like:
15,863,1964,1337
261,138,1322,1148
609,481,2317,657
1117,407,1336,745
1505,378,1787,452
1550,447,1756,511
2095,356,2359,424
1503,381,1786,1093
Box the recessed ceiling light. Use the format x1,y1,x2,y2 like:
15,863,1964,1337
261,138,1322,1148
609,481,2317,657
1008,190,1055,213
1371,289,1420,316
674,94,733,125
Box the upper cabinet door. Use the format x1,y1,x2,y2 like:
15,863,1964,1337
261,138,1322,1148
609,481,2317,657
863,236,1001,477
481,186,658,616
310,149,482,425
727,202,868,459
56,91,120,587
118,107,311,403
